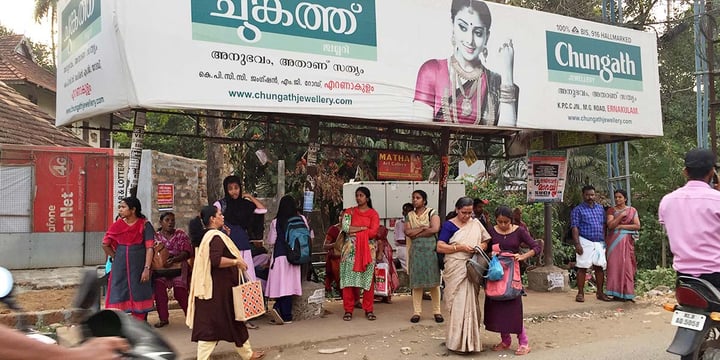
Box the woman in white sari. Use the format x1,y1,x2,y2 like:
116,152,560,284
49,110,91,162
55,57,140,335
436,197,491,353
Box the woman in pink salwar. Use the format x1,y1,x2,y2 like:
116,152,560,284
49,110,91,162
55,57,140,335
266,195,305,324
414,0,518,127
605,189,640,301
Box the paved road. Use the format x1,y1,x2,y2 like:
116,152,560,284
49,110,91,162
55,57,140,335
526,325,677,360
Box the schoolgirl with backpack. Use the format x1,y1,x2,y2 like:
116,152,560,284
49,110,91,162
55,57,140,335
265,195,310,324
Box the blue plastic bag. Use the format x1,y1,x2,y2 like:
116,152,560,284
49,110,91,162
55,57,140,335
485,255,504,281
104,257,112,275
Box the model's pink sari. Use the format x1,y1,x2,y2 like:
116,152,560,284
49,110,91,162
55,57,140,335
605,207,638,300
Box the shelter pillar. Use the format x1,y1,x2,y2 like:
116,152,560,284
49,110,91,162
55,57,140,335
126,111,146,198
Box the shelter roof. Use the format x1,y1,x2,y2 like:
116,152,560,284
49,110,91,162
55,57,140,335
0,80,89,147
0,35,56,92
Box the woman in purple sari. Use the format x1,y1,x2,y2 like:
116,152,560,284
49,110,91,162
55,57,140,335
604,189,640,301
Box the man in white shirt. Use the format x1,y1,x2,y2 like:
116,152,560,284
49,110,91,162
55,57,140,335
395,203,414,270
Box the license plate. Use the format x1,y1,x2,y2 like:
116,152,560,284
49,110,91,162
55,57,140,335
671,310,706,331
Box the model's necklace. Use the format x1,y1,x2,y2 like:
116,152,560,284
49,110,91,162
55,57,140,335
456,74,477,117
450,56,483,81
450,56,484,118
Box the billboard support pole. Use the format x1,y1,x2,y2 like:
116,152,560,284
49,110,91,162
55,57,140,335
438,129,450,221
542,132,555,267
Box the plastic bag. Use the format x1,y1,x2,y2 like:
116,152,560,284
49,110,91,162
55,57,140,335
485,255,504,281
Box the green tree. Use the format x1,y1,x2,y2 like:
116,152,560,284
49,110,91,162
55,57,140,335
112,112,206,160
33,0,57,69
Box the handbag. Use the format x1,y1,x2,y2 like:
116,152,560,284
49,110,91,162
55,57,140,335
232,270,266,322
374,262,389,297
151,242,170,271
333,231,346,257
466,246,490,285
151,242,182,271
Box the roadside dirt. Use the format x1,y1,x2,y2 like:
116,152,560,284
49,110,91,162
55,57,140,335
0,288,77,313
258,297,674,360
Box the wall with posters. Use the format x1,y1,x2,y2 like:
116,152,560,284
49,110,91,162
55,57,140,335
0,145,113,269
133,150,208,233
56,0,662,139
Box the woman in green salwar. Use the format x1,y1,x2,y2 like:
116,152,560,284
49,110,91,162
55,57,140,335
405,190,443,323
339,187,380,321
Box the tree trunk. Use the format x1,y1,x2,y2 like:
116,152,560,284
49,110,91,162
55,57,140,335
205,113,226,203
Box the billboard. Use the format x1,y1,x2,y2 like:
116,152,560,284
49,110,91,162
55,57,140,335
56,0,663,138
377,151,422,181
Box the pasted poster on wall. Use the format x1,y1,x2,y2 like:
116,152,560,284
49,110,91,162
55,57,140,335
527,150,567,203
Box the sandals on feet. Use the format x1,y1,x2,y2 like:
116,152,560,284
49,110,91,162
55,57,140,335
246,321,259,330
343,312,352,321
365,312,377,321
575,293,585,303
251,350,266,360
597,293,612,302
410,315,420,323
515,345,531,355
434,314,444,323
267,309,284,325
153,320,169,328
492,342,511,351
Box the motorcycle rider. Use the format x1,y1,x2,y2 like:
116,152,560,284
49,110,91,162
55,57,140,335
659,148,720,287
0,324,129,360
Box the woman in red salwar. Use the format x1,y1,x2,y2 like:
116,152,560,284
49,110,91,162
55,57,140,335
339,187,380,321
102,197,155,321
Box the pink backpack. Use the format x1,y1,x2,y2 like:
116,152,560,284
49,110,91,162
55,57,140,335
484,251,523,301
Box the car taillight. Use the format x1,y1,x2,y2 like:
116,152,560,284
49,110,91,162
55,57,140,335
676,287,709,309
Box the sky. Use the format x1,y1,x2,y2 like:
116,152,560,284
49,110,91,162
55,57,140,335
0,1,52,45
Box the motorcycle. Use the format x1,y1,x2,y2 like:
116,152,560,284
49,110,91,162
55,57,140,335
0,266,177,359
664,275,720,359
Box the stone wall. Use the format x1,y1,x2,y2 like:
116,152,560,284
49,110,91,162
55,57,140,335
137,150,207,231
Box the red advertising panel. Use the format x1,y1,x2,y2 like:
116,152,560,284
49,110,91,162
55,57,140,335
377,151,422,181
157,183,174,210
32,149,113,232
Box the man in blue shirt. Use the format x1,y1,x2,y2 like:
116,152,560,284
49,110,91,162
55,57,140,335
571,185,611,302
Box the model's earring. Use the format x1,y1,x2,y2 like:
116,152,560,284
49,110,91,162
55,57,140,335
482,47,488,60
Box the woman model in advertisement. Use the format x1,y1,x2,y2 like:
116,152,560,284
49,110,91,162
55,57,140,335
436,197,490,353
404,190,443,324
152,212,193,328
485,206,540,356
604,189,640,301
266,195,305,324
186,206,265,360
339,187,380,321
101,197,155,321
414,0,518,126
214,175,268,282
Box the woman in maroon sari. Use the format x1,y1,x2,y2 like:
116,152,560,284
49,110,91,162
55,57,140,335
102,197,155,321
605,189,640,301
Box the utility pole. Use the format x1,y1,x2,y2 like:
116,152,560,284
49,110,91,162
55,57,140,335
707,0,718,156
